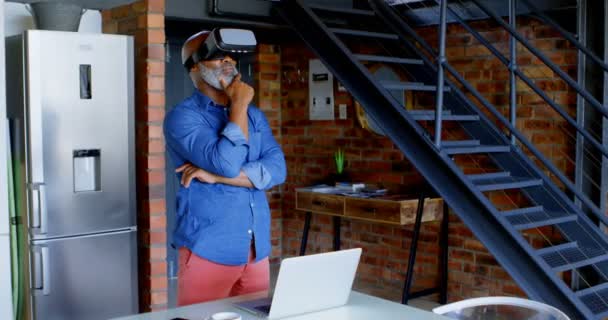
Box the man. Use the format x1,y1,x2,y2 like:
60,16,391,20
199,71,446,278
163,29,286,306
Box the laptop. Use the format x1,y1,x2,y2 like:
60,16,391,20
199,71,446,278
234,248,362,319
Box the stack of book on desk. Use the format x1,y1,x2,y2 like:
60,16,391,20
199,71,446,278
302,183,388,198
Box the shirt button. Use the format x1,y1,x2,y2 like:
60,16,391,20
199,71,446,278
250,202,255,208
248,229,253,234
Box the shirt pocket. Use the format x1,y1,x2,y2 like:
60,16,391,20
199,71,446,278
248,130,262,161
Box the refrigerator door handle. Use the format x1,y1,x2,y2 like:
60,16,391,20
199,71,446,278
32,245,51,296
29,183,47,234
39,184,48,234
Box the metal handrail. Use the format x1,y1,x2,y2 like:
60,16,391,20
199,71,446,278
433,0,447,147
432,0,608,160
380,1,608,227
519,0,608,73
469,0,608,120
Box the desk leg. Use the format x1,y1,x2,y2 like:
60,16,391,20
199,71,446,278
439,201,449,304
333,216,341,251
402,192,425,305
300,212,312,256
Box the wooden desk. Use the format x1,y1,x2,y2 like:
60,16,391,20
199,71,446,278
295,188,449,304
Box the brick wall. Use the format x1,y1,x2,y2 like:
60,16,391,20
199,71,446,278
280,44,436,301
417,17,577,183
102,0,167,312
280,17,576,302
254,44,283,263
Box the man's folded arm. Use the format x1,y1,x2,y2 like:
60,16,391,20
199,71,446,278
164,109,249,178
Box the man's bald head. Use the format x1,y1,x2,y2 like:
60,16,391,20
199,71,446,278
181,30,210,68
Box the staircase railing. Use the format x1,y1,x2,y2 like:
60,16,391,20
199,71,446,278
384,0,608,228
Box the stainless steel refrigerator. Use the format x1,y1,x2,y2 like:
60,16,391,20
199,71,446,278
5,30,138,320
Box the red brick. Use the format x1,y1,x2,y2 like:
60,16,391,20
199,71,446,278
142,45,166,61
147,92,166,107
150,246,166,260
146,76,164,91
150,291,167,305
138,14,164,29
131,1,147,13
148,124,163,139
147,0,165,13
145,107,165,122
102,21,118,34
150,276,167,290
145,170,165,185
146,155,166,169
147,139,165,153
150,261,167,276
111,5,132,19
149,231,167,244
118,19,137,34
101,10,113,22
145,61,165,76
144,199,166,214
258,44,278,53
148,214,166,230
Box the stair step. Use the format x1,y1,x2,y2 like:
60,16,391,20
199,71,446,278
505,206,575,230
330,28,399,40
595,309,608,320
442,145,510,155
473,176,543,192
502,206,544,217
441,140,480,148
540,246,608,272
578,285,608,316
309,4,375,16
380,80,450,91
467,171,511,181
354,54,423,65
410,114,480,121
537,242,578,256
512,214,577,231
577,282,608,298
407,110,479,121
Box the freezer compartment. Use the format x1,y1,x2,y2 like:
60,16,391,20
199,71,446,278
30,229,138,320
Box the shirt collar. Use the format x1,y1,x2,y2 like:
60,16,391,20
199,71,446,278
192,89,230,113
192,90,215,111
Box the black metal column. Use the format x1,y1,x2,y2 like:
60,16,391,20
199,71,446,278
300,212,312,256
439,201,449,304
333,216,341,251
402,192,426,304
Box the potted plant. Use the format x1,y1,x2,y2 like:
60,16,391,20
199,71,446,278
332,148,350,184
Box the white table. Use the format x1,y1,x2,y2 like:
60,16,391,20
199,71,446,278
113,291,450,320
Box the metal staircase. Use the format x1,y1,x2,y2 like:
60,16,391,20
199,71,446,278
275,0,608,318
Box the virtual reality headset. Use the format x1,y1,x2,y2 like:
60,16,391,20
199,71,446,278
184,28,257,71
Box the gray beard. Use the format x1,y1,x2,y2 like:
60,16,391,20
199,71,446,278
200,64,238,90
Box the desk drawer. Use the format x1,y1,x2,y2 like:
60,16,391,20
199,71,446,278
345,198,443,225
296,192,344,215
345,198,403,223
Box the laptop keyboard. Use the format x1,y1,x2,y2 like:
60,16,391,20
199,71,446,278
254,304,271,314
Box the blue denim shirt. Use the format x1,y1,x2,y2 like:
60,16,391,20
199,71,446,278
163,90,286,266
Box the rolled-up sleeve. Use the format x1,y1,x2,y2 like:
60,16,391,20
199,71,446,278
242,111,286,190
164,108,249,178
221,122,248,146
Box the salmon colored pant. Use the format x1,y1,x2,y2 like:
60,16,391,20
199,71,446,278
177,245,270,306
